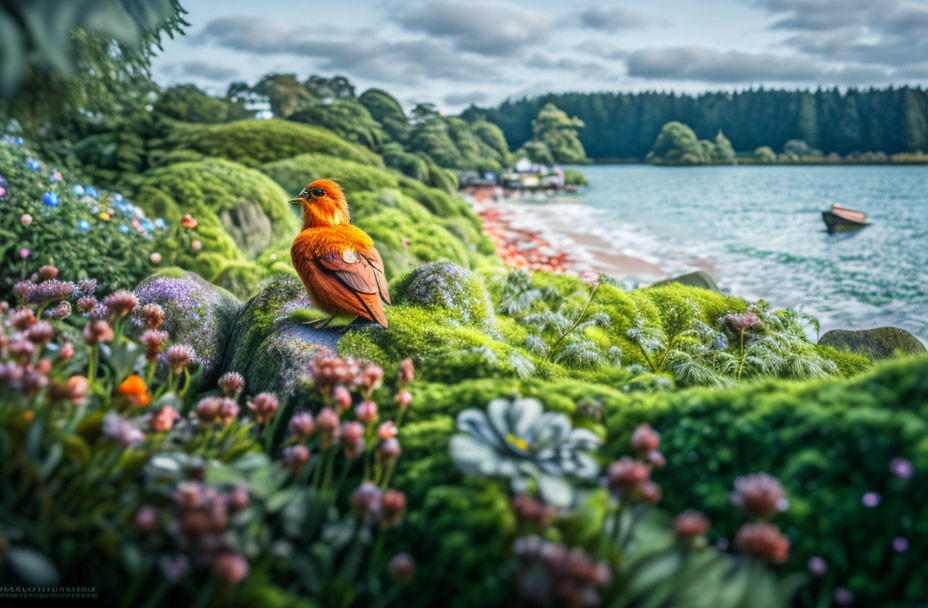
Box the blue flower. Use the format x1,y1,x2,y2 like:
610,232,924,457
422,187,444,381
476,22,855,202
72,184,85,196
42,192,59,207
0,175,7,188
154,218,166,229
27,159,40,171
86,187,99,199
14,136,24,145
112,193,123,203
119,224,130,234
142,220,155,232
78,220,91,231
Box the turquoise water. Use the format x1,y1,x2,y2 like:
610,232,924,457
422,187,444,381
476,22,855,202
567,164,928,341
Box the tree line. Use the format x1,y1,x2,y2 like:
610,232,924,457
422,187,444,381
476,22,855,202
466,87,928,160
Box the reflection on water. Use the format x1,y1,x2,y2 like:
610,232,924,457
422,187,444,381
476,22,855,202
563,164,928,341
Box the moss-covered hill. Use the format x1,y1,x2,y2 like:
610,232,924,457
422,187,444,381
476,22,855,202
116,118,497,298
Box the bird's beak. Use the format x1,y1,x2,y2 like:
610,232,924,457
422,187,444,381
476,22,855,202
288,197,304,205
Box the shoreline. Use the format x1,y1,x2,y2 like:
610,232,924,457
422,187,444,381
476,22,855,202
464,186,669,282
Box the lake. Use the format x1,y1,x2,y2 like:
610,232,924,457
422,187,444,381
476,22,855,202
558,164,928,341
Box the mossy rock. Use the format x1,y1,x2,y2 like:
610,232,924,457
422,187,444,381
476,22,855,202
134,270,241,385
135,158,297,259
260,153,399,198
168,119,383,168
221,275,339,400
818,327,926,360
391,262,496,331
649,270,721,293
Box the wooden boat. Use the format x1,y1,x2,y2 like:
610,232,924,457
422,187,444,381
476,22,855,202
822,204,870,232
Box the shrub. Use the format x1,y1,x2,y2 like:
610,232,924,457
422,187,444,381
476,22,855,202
0,273,420,605
133,158,298,291
166,119,384,168
260,153,399,197
0,135,167,299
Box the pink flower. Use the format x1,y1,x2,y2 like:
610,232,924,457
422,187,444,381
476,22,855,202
150,252,162,264
151,406,178,433
20,214,32,226
214,553,249,586
388,553,416,584
333,385,352,411
355,399,378,423
289,412,315,439
247,392,279,424
396,390,412,408
674,510,709,537
191,240,202,250
19,248,30,259
631,424,660,454
283,445,310,471
378,421,398,440
735,523,790,564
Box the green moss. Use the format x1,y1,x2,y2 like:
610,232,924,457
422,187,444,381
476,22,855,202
354,208,473,279
168,119,383,168
815,344,872,376
390,262,496,330
261,153,399,198
134,158,298,292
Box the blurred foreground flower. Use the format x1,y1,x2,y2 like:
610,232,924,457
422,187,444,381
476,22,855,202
450,397,601,507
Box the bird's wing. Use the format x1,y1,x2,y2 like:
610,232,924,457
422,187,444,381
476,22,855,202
313,248,388,327
360,247,391,305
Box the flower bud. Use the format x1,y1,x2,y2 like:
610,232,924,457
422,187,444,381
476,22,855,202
67,375,89,403
333,385,352,411
77,296,98,315
379,437,401,464
283,445,310,471
135,506,159,534
388,553,416,584
11,308,36,330
289,412,315,440
735,523,789,564
380,489,406,528
139,302,165,329
399,358,415,385
631,424,660,454
377,420,398,440
151,406,178,433
396,390,412,408
229,485,250,511
674,510,710,538
165,344,196,375
214,553,249,586
351,482,382,518
196,397,222,423
83,319,114,345
247,392,279,424
38,265,58,281
218,371,245,398
606,457,650,491
104,289,138,318
732,473,786,518
355,399,378,423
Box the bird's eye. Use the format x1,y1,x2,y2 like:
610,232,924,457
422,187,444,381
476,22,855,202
310,187,326,198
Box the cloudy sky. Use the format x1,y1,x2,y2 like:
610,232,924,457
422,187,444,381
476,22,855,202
151,0,928,111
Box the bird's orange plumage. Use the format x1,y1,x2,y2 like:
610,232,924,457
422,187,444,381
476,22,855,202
290,179,390,327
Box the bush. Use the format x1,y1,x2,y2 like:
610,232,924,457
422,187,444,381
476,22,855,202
133,158,298,292
166,119,384,168
601,355,928,607
0,136,166,299
260,153,399,198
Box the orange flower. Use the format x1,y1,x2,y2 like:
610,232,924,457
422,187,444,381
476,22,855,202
119,374,151,406
181,214,198,229
23,411,34,422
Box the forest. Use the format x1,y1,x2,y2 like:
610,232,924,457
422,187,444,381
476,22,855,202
467,87,928,160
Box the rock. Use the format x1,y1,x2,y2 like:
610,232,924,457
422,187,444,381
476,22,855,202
818,327,926,360
649,270,721,293
221,275,339,400
391,261,496,331
134,270,241,384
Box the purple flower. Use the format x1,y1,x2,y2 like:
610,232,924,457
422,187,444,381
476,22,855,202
159,554,190,583
103,413,145,446
889,457,913,479
28,279,76,304
807,556,828,576
77,279,97,296
834,587,854,606
861,492,881,507
893,537,909,552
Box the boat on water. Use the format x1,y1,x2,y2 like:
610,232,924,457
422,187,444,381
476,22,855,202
822,204,871,232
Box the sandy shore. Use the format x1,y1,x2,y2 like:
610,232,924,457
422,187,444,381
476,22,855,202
464,186,665,281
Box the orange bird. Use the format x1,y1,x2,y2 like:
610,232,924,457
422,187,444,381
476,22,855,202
289,179,390,329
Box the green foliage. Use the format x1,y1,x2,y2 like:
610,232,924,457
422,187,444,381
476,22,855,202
166,119,384,168
647,121,709,166
754,146,777,162
0,136,165,298
154,83,252,123
524,103,588,164
0,282,416,606
359,88,410,143
602,355,928,607
563,169,588,186
477,86,928,159
290,99,384,151
133,158,297,291
261,153,399,198
0,0,186,98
